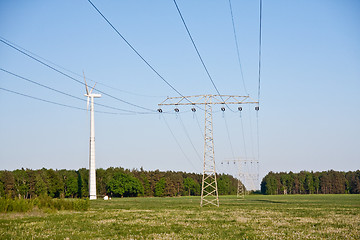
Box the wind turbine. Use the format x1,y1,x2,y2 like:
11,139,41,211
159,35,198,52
84,72,101,200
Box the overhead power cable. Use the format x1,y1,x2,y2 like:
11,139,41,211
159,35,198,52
172,0,234,112
257,0,262,102
256,110,260,164
256,0,262,162
226,0,250,165
172,0,221,96
239,112,248,160
0,36,164,99
0,87,116,114
223,113,236,160
227,0,248,95
161,115,200,172
87,0,187,100
247,105,256,160
194,112,204,139
0,39,154,112
0,68,153,114
177,114,203,163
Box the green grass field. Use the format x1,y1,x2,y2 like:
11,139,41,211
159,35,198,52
0,194,359,239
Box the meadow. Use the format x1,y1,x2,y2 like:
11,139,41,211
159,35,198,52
0,194,359,239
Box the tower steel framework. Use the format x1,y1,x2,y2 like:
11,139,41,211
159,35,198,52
159,94,258,206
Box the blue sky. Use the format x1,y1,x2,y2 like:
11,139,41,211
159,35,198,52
0,0,359,188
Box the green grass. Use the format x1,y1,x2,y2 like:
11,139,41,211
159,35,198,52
0,195,359,239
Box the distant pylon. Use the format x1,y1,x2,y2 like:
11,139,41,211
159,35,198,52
83,72,101,200
159,94,258,206
223,158,259,198
237,181,244,198
237,160,245,199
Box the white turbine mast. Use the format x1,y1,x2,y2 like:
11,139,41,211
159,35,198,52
83,71,101,200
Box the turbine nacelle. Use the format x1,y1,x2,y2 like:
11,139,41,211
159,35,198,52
83,71,101,110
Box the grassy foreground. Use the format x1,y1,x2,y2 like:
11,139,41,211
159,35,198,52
0,194,359,239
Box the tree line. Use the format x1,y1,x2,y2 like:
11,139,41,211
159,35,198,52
261,170,360,195
0,167,238,199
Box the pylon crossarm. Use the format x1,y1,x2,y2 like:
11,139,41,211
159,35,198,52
223,158,258,164
158,94,258,106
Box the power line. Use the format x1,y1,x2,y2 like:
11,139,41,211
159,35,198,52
172,0,235,113
172,0,222,98
225,0,261,168
0,86,115,114
227,0,248,95
177,114,203,163
223,113,236,160
87,0,187,100
0,38,155,113
1,68,84,101
225,0,253,162
257,0,263,102
256,0,262,167
239,112,248,160
0,68,153,114
194,111,204,139
247,105,256,160
161,114,200,172
0,36,165,99
256,110,260,164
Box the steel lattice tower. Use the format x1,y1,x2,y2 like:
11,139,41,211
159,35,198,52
201,97,219,206
159,94,258,207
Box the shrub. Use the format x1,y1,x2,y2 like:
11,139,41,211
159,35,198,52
0,196,89,213
0,197,33,213
73,198,89,211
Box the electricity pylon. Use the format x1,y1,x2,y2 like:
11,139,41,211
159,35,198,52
84,73,101,200
222,158,259,198
159,95,258,207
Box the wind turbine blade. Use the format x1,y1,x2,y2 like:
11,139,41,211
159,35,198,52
87,97,89,111
90,83,97,94
83,71,89,95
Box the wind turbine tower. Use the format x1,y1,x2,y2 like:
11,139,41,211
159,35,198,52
84,73,101,200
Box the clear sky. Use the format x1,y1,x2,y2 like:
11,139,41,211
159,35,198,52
0,0,359,188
